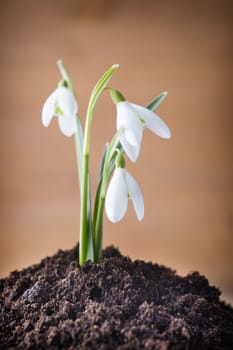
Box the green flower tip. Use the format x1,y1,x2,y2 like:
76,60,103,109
58,79,68,88
110,89,125,105
115,153,125,168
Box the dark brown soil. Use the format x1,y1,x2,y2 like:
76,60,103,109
0,246,232,349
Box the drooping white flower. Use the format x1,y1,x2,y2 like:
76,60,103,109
105,167,144,223
42,86,78,137
116,101,171,162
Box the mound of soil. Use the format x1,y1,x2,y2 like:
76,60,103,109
0,246,232,349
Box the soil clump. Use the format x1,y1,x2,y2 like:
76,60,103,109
1,246,232,349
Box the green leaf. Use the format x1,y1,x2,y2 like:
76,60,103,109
74,116,84,187
146,91,168,111
86,179,94,261
99,143,109,179
80,65,119,264
87,64,119,120
92,144,109,235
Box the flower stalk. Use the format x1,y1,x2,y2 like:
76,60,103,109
79,64,119,264
42,61,171,265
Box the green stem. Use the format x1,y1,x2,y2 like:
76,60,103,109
74,118,83,189
94,197,105,262
92,144,108,236
79,64,119,265
79,154,89,265
93,129,123,261
100,129,123,196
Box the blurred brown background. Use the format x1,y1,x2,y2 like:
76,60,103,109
1,0,232,303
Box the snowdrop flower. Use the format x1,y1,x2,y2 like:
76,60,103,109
110,89,171,162
116,101,171,162
42,86,78,137
105,167,144,223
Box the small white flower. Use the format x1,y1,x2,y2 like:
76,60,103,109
105,168,144,223
42,86,78,137
116,101,171,162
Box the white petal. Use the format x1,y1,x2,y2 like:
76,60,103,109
124,128,139,147
130,103,171,139
117,101,143,146
57,87,78,116
58,114,76,137
119,133,140,162
125,170,144,221
41,89,57,127
105,168,128,223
